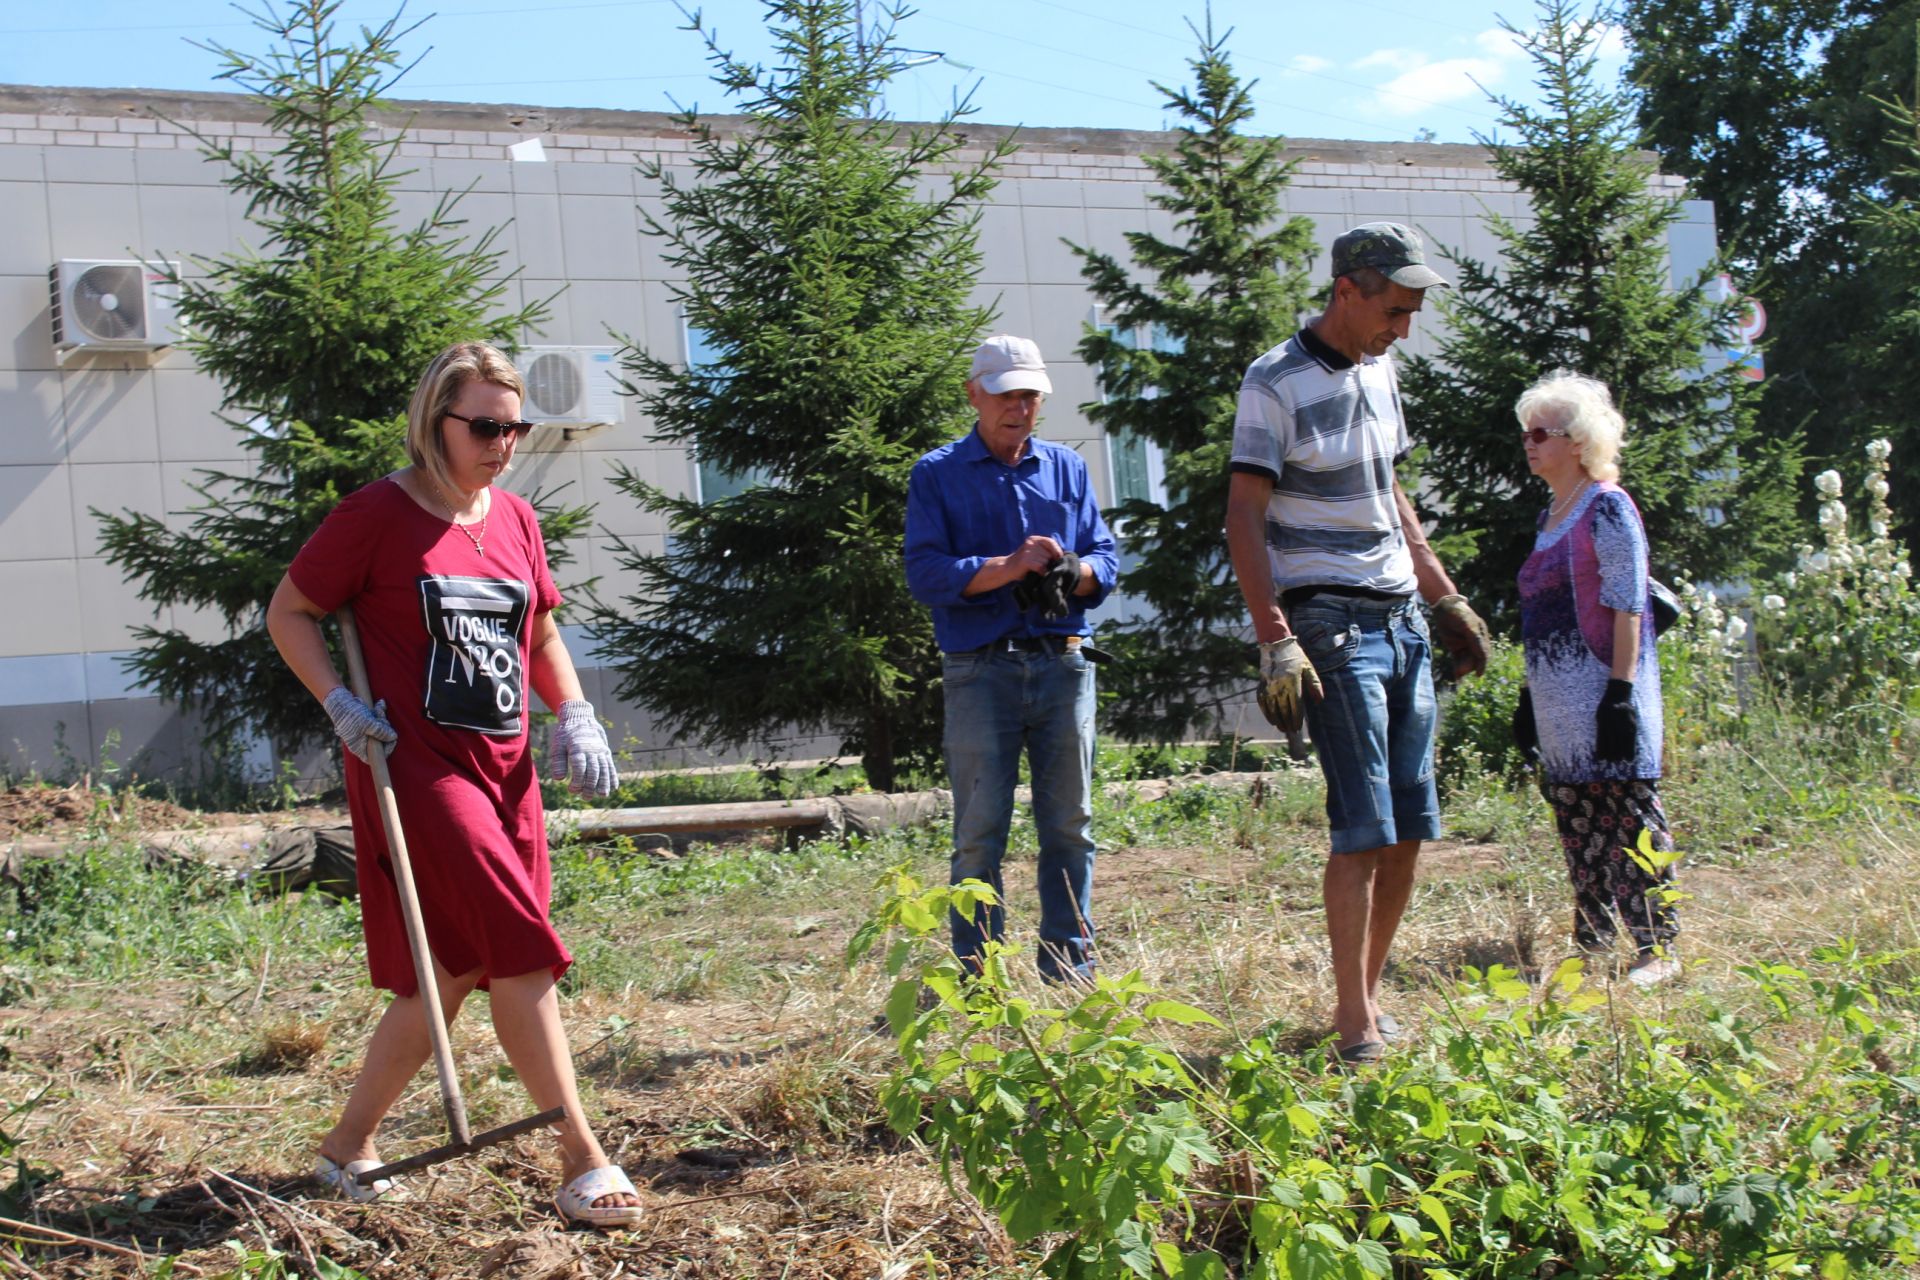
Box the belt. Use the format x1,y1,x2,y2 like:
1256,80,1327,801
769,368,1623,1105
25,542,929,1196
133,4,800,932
966,635,1114,663
1282,584,1414,610
977,634,1072,655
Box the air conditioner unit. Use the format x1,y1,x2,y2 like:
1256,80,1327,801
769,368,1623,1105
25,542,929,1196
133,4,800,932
519,346,623,447
49,259,180,355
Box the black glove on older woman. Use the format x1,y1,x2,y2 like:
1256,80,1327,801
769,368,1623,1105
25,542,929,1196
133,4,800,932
1512,685,1540,765
1594,678,1638,765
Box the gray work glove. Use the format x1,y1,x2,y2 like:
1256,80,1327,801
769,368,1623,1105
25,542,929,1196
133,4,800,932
1431,594,1493,677
551,700,618,797
1257,637,1322,734
324,686,397,764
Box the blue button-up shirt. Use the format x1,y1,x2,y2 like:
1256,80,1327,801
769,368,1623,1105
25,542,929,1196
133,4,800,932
904,428,1118,653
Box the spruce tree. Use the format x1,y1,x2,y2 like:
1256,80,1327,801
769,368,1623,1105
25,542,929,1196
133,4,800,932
1852,61,1920,500
1401,0,1801,622
1070,22,1315,743
588,0,1010,791
95,0,585,766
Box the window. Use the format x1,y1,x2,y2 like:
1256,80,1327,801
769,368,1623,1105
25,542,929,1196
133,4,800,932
683,319,775,502
1094,312,1174,510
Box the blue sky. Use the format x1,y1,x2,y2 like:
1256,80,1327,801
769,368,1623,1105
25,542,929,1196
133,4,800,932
0,0,1630,144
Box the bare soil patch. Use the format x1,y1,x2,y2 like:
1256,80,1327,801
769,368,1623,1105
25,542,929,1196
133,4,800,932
0,781,348,842
0,784,201,842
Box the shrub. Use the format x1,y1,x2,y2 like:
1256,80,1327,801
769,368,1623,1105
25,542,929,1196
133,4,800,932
859,869,1920,1278
1668,438,1920,767
1435,640,1528,797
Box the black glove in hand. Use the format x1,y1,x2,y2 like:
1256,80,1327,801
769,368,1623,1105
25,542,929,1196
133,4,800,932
1011,573,1041,611
1513,685,1540,765
1013,552,1082,621
1594,678,1638,765
1037,553,1081,620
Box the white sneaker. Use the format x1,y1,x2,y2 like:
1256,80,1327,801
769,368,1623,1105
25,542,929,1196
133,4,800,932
1626,956,1681,988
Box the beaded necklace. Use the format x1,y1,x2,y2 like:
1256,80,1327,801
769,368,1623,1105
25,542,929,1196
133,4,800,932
1546,478,1590,526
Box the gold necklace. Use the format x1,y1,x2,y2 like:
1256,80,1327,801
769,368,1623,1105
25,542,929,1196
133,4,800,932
1547,478,1590,523
434,484,489,557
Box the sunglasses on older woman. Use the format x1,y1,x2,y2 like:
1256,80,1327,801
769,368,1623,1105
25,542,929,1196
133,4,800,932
446,411,536,441
1519,425,1571,445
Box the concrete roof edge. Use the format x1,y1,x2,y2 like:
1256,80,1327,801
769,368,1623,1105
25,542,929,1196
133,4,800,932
0,82,1673,171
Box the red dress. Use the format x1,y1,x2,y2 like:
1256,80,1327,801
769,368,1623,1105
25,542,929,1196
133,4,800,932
289,477,570,995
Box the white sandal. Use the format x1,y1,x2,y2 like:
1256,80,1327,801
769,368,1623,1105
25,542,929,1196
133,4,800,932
554,1163,644,1229
314,1154,403,1203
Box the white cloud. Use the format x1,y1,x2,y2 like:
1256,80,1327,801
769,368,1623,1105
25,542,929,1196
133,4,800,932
1288,54,1332,74
1369,56,1507,116
1348,28,1531,120
1353,47,1426,74
1473,26,1525,58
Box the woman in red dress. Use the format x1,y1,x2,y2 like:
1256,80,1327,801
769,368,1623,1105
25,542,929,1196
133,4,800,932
265,342,642,1227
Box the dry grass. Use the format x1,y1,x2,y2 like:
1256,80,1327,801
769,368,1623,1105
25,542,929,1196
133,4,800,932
3,769,1918,1277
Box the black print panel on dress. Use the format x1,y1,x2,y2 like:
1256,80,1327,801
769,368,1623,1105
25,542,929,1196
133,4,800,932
416,575,532,735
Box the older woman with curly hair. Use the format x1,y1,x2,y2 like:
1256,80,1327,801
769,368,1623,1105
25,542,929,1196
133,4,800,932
1511,371,1680,988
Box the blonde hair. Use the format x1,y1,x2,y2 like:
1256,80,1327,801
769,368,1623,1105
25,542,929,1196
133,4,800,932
1514,369,1623,482
404,342,525,497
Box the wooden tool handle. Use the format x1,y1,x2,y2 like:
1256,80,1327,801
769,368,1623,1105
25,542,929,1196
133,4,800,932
337,606,472,1148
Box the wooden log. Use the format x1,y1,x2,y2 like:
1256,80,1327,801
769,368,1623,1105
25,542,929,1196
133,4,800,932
550,799,836,842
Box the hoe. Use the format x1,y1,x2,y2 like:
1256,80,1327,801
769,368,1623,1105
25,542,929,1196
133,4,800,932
337,606,567,1189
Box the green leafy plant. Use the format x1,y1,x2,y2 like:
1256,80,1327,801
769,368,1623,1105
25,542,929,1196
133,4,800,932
858,867,1920,1278
1670,437,1920,764
154,1242,370,1278
851,869,1230,1278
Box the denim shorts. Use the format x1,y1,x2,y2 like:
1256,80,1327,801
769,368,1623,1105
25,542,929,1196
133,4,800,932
1290,594,1442,855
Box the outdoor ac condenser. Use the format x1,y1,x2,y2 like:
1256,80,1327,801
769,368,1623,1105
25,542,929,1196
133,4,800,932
518,345,623,448
49,259,181,354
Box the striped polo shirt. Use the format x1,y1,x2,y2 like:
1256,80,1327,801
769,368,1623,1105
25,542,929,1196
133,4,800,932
1229,326,1417,596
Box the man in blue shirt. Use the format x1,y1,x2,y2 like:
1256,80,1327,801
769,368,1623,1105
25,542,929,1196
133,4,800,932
905,334,1119,983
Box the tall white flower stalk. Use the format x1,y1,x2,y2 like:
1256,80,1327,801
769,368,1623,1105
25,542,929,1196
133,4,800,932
1751,438,1920,740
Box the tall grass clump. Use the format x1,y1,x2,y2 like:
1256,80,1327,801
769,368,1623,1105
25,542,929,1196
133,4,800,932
0,843,358,980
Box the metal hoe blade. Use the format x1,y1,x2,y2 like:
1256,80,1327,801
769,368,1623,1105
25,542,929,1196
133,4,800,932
354,1105,569,1185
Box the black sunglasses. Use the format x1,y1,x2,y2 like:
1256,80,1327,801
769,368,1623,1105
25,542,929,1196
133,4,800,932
1519,425,1571,445
446,411,535,441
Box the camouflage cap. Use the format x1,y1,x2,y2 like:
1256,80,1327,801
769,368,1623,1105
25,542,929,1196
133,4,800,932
1331,221,1451,290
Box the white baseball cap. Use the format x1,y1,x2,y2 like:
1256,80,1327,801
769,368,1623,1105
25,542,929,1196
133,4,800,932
969,334,1053,395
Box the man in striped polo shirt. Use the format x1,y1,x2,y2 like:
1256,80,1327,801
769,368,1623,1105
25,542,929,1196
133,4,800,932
1225,222,1492,1065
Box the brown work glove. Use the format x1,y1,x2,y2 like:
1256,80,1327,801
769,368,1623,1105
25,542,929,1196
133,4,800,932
1430,594,1492,677
1257,637,1322,733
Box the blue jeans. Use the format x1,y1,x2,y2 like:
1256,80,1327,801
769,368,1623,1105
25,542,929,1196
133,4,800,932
1291,596,1442,856
942,645,1097,981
